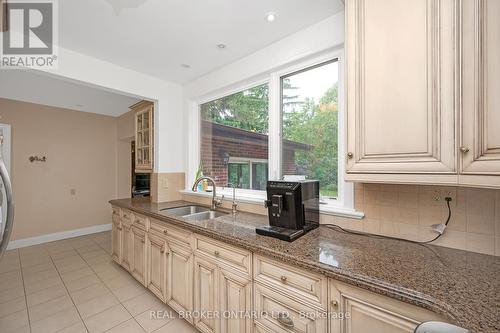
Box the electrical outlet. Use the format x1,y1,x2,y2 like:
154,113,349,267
429,187,456,204
70,189,76,195
161,178,168,189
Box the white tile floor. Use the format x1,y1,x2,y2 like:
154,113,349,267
0,232,198,333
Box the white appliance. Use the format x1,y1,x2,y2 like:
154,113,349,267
0,124,14,259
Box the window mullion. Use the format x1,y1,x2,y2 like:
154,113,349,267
268,72,281,181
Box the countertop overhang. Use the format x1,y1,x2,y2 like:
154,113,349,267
109,198,500,333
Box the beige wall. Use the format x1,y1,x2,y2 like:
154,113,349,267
0,98,129,240
184,184,500,256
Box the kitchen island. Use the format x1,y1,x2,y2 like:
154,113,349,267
110,198,500,333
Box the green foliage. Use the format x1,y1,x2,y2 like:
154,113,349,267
200,84,269,134
283,83,339,198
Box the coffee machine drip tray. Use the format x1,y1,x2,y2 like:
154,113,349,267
256,225,305,242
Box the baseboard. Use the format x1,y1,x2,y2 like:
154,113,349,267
7,223,112,250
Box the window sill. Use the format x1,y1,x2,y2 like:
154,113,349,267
179,189,365,220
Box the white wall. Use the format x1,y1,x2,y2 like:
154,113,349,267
32,47,184,173
182,12,345,184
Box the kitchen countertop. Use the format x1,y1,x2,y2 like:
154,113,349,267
110,198,500,333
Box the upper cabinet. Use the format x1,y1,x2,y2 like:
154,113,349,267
345,0,500,188
460,0,500,186
132,101,154,173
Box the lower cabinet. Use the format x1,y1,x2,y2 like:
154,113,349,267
111,207,448,333
111,208,122,263
193,254,252,333
329,280,445,333
146,233,168,302
167,241,194,321
131,226,147,286
121,221,133,271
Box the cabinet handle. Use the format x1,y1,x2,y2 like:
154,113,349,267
160,246,165,254
163,229,168,235
214,251,220,257
276,312,294,328
141,239,145,244
280,275,287,283
347,152,354,159
460,146,470,153
117,227,122,231
331,300,339,308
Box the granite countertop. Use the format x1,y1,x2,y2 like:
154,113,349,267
110,198,500,333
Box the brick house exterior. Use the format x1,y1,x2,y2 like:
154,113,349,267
200,121,311,187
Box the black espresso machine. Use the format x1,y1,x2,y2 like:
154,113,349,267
256,180,320,241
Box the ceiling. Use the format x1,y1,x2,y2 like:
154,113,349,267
59,0,344,84
0,70,140,117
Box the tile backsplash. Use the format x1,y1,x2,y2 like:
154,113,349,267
324,184,500,256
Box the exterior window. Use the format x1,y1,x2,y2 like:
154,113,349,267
281,60,339,199
200,84,269,189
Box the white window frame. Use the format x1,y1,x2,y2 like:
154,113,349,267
184,49,364,219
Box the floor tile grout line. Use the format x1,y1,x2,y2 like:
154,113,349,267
74,234,147,333
47,244,91,333
17,248,33,333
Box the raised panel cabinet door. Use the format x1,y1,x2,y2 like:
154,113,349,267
460,0,500,179
346,0,457,175
194,255,219,333
147,234,168,302
219,268,252,333
121,223,133,272
133,101,154,172
111,212,122,264
131,227,147,286
167,243,194,322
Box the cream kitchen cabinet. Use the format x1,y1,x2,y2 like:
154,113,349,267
111,207,122,263
167,241,194,321
146,233,169,302
345,0,500,188
120,210,134,272
132,100,154,173
131,226,147,286
460,0,500,187
193,236,253,333
329,280,445,333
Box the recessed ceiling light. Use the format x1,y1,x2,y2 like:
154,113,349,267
265,12,276,22
216,43,226,49
181,64,191,69
76,104,84,107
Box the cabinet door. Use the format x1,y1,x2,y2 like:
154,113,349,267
121,223,133,272
460,0,500,180
131,227,147,286
167,243,194,322
194,255,219,333
134,102,154,172
346,0,457,176
329,280,445,333
111,211,122,264
147,234,168,302
219,268,252,333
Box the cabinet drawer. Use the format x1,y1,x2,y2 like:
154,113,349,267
150,219,192,248
132,213,149,231
254,283,327,333
194,235,251,276
254,255,327,309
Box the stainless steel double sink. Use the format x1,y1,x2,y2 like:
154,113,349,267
159,205,227,221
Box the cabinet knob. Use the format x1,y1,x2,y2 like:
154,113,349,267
331,300,339,308
214,251,220,257
163,230,168,235
141,239,145,244
276,312,294,328
460,146,470,153
347,152,354,159
280,275,287,283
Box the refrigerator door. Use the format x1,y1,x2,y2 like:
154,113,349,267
0,129,14,260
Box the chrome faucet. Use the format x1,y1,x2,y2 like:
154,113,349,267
227,183,238,215
192,176,223,210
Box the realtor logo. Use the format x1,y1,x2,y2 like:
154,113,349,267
1,0,58,68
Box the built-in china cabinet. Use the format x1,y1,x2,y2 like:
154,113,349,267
345,0,500,188
132,100,154,173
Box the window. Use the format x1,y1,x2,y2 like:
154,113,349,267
191,51,358,217
199,84,269,190
281,60,339,199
